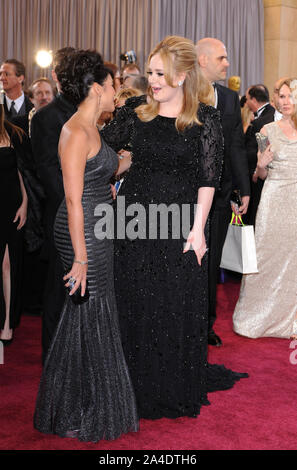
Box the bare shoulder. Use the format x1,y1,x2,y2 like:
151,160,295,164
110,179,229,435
260,121,277,137
59,118,89,155
260,125,268,136
61,117,88,142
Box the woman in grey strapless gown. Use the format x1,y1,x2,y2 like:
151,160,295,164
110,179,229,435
33,50,138,442
233,78,297,339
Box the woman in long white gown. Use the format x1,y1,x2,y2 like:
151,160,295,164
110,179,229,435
233,78,297,339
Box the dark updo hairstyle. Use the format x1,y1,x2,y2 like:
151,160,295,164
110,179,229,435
57,49,110,106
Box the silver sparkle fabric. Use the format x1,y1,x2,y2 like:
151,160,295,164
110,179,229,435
233,122,297,339
34,140,139,442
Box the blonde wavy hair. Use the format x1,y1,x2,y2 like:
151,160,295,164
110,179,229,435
278,77,297,130
136,35,214,132
114,87,142,107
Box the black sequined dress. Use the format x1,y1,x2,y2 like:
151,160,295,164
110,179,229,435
0,146,23,330
34,140,139,442
102,97,247,420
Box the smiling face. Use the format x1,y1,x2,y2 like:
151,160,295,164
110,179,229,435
147,53,184,105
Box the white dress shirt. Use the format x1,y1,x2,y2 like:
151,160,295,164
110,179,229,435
255,102,270,119
274,109,283,121
5,92,25,113
212,83,218,109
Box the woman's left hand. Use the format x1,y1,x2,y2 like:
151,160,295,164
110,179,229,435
13,202,27,230
63,262,88,297
183,230,207,266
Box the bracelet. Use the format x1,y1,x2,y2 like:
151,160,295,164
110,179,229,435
74,259,88,265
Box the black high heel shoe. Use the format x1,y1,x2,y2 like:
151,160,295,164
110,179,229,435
0,338,13,346
0,331,13,346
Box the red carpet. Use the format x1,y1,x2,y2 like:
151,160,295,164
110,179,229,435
1,280,296,450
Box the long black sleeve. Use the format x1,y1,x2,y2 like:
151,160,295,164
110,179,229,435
228,93,250,196
101,95,146,152
198,105,224,189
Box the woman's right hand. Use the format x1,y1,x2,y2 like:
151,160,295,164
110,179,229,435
252,168,259,183
63,262,88,296
116,150,132,175
257,144,273,169
13,201,27,230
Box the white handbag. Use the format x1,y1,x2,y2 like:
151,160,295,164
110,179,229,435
220,214,258,274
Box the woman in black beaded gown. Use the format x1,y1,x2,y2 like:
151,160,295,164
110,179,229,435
102,36,247,420
34,50,138,442
0,102,27,345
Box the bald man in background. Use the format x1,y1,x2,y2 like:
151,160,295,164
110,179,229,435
197,38,250,346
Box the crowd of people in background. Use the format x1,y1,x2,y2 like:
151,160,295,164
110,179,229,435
0,36,296,442
0,50,149,349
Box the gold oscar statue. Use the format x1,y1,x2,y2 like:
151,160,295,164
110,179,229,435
228,76,241,93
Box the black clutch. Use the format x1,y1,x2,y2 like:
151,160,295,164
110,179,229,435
64,268,90,305
230,190,242,207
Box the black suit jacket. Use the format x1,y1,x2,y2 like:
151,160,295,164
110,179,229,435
30,93,76,250
4,94,34,121
10,114,45,252
245,103,275,174
11,114,31,155
31,93,76,205
214,84,250,208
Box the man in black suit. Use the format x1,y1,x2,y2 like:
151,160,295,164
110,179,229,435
31,47,76,363
0,59,33,120
197,38,250,346
244,85,275,226
12,78,56,317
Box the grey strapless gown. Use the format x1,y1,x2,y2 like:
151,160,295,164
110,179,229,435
34,139,139,442
233,122,297,339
